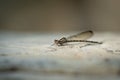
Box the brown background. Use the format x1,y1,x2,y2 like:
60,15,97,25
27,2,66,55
0,0,120,32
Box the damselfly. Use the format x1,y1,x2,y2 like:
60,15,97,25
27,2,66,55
54,30,102,46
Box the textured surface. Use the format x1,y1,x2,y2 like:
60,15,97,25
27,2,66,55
0,31,120,80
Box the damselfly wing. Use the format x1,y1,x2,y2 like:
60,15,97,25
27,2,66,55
67,30,93,40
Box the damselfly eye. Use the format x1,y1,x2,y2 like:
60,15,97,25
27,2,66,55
54,40,62,46
54,40,58,43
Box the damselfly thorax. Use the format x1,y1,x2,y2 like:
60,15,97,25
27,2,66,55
54,30,102,46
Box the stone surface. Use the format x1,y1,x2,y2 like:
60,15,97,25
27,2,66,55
0,31,120,80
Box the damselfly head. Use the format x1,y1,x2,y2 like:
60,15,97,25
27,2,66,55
54,37,67,46
54,39,59,45
54,39,62,46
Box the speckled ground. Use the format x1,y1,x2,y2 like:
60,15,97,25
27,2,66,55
0,31,120,80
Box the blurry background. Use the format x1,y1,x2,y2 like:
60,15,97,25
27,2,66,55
0,0,120,32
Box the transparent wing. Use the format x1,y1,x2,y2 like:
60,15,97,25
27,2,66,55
67,30,93,40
